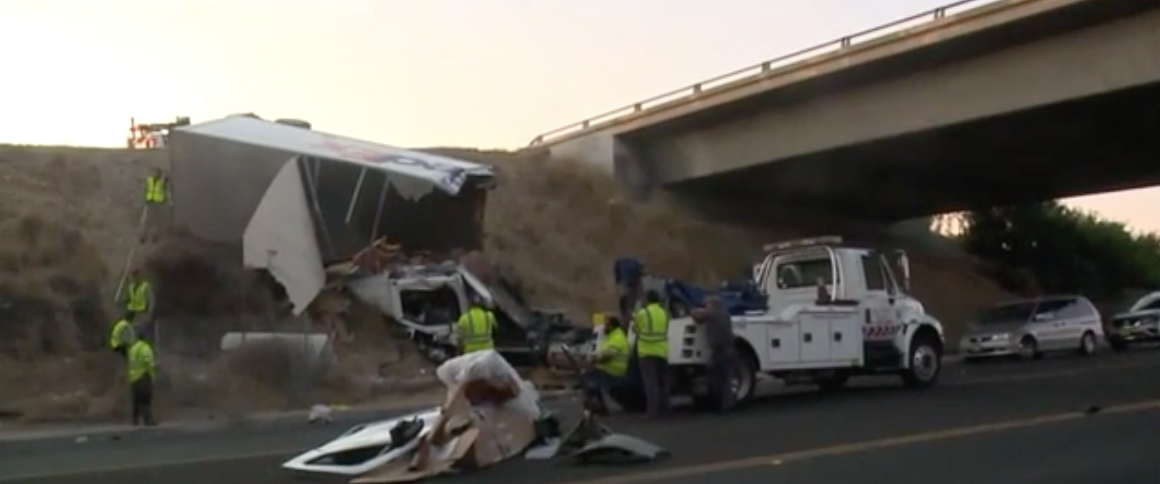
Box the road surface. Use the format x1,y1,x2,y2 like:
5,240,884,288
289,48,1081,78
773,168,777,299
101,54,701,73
6,349,1160,484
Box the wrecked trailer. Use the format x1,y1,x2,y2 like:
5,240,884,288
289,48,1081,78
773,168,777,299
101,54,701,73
168,115,494,316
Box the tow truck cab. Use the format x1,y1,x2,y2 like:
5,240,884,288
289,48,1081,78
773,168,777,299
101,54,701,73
658,236,946,407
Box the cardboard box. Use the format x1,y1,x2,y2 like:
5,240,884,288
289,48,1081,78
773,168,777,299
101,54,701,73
351,381,537,483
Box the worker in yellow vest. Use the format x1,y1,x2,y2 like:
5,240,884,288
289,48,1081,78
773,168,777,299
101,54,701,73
456,297,496,354
144,168,168,205
122,269,154,317
127,330,158,426
108,312,137,359
141,168,170,242
582,314,630,415
633,290,671,418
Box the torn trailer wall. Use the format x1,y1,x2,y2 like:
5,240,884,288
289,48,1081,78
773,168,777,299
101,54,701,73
168,116,495,314
169,117,494,260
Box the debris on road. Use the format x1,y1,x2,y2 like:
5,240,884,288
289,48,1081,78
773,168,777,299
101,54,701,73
284,349,668,482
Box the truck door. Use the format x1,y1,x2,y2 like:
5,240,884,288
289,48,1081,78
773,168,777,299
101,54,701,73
860,254,901,342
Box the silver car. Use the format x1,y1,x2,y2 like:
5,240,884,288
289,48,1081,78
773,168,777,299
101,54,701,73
959,296,1104,361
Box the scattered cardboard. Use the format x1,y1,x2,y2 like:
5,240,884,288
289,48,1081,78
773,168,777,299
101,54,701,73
351,380,537,483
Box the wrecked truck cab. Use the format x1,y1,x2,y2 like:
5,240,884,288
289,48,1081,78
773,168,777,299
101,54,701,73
282,408,443,477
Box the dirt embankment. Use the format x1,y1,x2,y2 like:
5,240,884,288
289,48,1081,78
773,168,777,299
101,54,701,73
0,144,1015,424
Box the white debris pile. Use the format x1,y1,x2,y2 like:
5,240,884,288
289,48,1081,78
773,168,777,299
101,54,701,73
354,350,540,483
284,349,543,482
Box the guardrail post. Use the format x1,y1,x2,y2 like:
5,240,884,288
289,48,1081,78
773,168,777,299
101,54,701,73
840,37,852,48
692,84,702,95
934,8,946,19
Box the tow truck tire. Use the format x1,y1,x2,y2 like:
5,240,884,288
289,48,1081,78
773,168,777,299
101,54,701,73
732,352,758,405
901,331,942,389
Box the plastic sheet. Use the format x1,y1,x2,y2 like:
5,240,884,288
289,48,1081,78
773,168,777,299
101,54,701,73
435,350,541,419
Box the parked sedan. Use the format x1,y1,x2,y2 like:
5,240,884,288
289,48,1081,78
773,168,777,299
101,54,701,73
959,295,1103,361
1106,291,1160,351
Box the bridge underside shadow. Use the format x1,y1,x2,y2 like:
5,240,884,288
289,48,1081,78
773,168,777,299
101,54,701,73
667,81,1160,222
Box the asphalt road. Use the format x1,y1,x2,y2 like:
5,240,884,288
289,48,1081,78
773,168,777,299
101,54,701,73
6,349,1160,484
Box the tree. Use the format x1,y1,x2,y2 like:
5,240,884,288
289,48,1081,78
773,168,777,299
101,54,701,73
960,201,1160,302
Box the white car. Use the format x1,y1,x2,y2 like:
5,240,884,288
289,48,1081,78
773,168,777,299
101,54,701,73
282,408,441,476
959,295,1103,361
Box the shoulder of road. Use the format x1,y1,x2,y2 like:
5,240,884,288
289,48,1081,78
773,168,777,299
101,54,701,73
0,388,576,453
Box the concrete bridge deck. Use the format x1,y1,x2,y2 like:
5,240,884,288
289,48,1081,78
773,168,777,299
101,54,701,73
532,0,1160,220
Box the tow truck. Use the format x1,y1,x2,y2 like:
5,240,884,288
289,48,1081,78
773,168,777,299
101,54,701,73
602,236,947,412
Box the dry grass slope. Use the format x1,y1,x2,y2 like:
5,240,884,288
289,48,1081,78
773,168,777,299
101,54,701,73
0,144,1016,423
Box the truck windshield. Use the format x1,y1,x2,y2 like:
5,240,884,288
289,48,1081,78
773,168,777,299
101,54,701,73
976,301,1037,325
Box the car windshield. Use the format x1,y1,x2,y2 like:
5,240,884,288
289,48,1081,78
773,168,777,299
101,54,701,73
977,301,1037,325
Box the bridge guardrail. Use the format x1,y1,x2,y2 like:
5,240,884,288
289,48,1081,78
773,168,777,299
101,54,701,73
527,0,1000,147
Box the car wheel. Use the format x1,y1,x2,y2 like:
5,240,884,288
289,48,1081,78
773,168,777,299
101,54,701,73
1078,331,1097,356
1019,336,1042,360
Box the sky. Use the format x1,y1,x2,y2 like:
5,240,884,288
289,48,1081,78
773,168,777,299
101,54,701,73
0,0,1155,232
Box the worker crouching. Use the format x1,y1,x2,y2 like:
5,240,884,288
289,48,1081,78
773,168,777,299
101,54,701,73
581,315,630,415
127,329,159,426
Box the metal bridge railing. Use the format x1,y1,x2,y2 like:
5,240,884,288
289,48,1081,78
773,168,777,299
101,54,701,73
526,0,1002,147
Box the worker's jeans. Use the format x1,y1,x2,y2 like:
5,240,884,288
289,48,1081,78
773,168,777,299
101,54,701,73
706,349,736,412
130,377,156,426
581,369,621,414
638,356,671,418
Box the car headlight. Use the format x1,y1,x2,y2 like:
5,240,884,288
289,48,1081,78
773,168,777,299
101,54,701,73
991,333,1011,340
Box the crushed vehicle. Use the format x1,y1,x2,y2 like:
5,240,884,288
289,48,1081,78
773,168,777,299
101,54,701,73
1106,291,1160,351
328,238,577,367
552,236,947,412
957,295,1103,361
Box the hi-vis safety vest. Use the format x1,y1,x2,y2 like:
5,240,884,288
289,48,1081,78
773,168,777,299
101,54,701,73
127,340,156,383
145,176,167,203
457,307,496,353
127,281,150,312
633,303,670,359
595,328,629,377
109,319,134,349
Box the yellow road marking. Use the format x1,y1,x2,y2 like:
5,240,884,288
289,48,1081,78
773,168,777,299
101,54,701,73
555,399,1160,484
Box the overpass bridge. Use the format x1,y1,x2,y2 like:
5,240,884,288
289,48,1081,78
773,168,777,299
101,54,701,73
529,0,1160,221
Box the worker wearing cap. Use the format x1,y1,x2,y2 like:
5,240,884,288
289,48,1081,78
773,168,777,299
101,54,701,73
633,290,672,418
582,314,630,415
127,329,158,426
108,312,136,359
456,297,496,354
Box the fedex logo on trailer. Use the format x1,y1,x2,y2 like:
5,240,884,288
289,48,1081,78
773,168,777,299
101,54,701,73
314,135,468,194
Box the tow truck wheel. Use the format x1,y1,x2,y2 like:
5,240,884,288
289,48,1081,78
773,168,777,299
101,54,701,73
901,332,942,389
731,352,758,405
